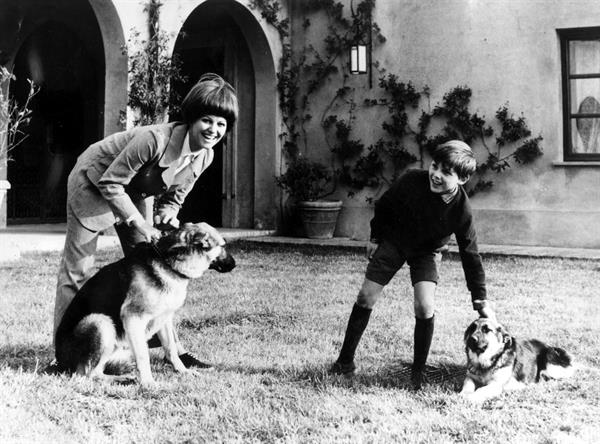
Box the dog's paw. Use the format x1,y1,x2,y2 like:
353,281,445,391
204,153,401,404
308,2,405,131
172,363,189,374
111,373,137,385
139,377,157,389
460,379,476,395
186,369,203,378
464,391,490,405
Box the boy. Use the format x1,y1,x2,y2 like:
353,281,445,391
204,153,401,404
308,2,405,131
330,140,495,389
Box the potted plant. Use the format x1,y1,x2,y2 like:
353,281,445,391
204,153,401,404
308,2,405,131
276,156,343,239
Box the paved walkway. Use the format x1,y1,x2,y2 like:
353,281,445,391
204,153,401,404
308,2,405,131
1,224,600,261
242,236,600,260
0,224,275,262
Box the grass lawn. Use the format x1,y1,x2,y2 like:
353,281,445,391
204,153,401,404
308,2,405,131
1,242,599,443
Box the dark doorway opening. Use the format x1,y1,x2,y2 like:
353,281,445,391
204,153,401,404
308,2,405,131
7,22,100,223
171,0,255,228
171,45,225,227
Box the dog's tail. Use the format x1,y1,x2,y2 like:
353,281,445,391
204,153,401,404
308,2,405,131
546,346,572,367
56,314,119,375
104,348,136,376
540,346,575,380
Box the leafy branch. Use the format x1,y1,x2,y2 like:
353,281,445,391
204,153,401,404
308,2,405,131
0,66,39,158
371,82,543,196
121,0,186,126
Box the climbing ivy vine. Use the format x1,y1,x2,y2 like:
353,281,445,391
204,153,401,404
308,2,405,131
252,0,543,202
122,0,186,126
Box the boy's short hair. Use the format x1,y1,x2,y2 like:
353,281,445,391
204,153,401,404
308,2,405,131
180,73,239,130
431,140,477,179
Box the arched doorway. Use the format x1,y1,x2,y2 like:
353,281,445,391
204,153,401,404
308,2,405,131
172,0,256,228
7,21,101,223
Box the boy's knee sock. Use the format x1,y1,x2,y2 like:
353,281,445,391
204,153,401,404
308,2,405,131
413,315,434,372
337,303,372,364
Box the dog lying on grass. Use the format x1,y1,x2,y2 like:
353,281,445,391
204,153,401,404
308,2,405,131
460,317,574,404
55,222,235,387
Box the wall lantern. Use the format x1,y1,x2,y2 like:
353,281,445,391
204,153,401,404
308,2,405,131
348,0,372,87
350,43,368,74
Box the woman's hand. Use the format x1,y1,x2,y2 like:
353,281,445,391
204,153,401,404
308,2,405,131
366,241,379,260
131,218,162,242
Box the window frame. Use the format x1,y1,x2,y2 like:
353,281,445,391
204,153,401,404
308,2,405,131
559,26,600,161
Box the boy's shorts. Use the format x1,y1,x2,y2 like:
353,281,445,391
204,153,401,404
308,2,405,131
365,240,442,286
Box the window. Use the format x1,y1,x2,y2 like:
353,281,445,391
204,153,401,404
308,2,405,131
560,27,600,161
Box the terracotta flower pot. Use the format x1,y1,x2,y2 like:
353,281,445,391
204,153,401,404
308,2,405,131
298,200,343,239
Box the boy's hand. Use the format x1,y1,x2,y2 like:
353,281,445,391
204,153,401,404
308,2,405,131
477,305,497,322
366,241,379,260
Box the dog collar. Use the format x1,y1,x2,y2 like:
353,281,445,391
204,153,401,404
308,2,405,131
150,242,192,280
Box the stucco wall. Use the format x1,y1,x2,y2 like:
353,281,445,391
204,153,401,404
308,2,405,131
3,0,599,244
298,0,600,247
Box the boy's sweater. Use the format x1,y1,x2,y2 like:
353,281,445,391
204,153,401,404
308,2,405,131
370,169,486,309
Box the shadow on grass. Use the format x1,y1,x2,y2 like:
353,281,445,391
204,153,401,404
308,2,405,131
180,310,300,330
218,360,467,393
374,361,467,391
0,344,55,373
1,342,467,395
0,343,174,381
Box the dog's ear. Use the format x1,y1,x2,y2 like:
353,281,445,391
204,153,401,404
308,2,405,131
197,222,226,246
464,321,477,343
497,324,513,348
191,230,216,250
161,227,198,250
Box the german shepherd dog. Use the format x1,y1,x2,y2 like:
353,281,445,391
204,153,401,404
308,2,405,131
460,318,574,403
55,222,235,387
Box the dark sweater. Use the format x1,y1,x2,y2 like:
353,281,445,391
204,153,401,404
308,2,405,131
370,169,486,309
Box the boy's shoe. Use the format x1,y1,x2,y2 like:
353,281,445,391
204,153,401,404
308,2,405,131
42,359,62,375
410,368,430,391
329,360,356,376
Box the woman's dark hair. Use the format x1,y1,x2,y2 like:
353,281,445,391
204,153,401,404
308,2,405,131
180,73,238,130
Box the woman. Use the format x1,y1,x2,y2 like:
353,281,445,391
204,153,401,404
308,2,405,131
54,73,238,367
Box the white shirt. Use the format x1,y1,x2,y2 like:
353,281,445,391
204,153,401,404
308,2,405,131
441,186,459,204
126,133,212,226
174,133,197,175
